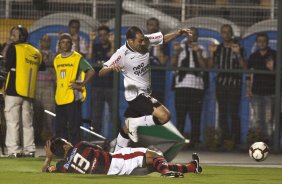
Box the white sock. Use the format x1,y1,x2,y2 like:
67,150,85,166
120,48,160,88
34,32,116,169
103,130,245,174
130,115,156,127
113,133,130,152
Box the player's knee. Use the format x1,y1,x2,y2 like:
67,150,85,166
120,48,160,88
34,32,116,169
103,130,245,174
159,111,171,124
145,149,163,165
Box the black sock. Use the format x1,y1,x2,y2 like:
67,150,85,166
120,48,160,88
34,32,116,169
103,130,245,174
152,156,170,174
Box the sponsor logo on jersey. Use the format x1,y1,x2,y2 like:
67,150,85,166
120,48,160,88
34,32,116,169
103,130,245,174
133,62,150,76
25,57,40,65
146,35,163,40
57,63,74,68
60,69,66,79
113,55,121,64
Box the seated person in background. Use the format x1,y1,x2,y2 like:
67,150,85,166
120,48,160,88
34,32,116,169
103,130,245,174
42,137,202,177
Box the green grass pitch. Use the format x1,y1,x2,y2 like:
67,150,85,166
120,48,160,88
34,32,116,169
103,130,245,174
0,157,282,184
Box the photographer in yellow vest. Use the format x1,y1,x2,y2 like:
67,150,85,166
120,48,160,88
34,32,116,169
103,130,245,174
4,25,44,157
54,33,94,145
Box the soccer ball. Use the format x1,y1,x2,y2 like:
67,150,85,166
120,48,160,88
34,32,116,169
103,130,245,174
249,142,269,162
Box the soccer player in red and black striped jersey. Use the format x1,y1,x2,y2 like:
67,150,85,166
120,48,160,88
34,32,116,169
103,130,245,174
42,137,202,178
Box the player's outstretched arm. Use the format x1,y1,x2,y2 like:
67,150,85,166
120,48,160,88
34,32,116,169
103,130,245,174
163,29,192,43
99,49,124,77
99,66,113,77
99,63,122,77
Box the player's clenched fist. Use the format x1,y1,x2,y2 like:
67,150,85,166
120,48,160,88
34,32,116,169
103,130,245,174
178,29,193,37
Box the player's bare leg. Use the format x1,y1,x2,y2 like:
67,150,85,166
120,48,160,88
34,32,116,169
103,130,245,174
152,105,171,124
126,104,171,142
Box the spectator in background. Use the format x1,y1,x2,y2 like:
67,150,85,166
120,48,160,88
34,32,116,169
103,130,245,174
68,19,88,56
57,19,88,56
170,27,208,147
87,25,115,135
246,32,276,144
208,24,247,148
4,25,44,157
146,17,168,103
33,35,56,144
54,33,94,145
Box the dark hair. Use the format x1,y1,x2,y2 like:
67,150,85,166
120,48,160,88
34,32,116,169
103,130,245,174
146,17,159,27
10,25,29,43
256,32,269,42
221,24,234,36
97,25,110,33
50,137,68,157
59,33,72,43
126,26,143,40
68,19,80,28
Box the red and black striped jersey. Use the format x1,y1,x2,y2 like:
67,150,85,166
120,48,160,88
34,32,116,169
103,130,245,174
54,141,112,174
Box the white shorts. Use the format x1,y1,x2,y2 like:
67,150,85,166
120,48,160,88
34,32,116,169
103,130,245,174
107,147,147,175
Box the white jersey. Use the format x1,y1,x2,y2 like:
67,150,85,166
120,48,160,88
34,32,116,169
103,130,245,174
104,32,163,101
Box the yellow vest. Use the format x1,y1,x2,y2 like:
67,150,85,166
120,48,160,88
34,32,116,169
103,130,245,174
11,43,42,98
54,51,86,105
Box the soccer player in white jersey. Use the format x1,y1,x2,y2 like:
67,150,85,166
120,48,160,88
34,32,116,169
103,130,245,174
99,26,191,151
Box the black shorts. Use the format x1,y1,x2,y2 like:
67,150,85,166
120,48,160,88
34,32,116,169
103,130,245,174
124,94,162,118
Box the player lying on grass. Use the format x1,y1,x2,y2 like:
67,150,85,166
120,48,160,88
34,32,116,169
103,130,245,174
42,137,202,178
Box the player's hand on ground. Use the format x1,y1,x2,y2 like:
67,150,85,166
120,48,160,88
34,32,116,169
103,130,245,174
45,140,53,159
